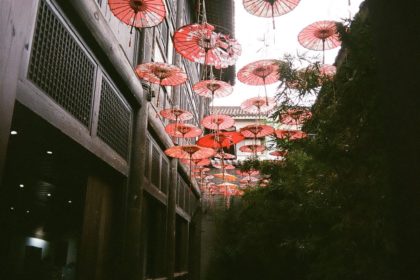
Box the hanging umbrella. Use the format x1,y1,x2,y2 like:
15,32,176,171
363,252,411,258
180,158,211,167
214,173,237,182
213,163,236,170
201,114,235,131
270,150,288,157
214,152,236,159
319,64,337,79
135,62,187,107
197,132,245,149
240,176,259,184
239,144,266,153
173,23,241,67
193,80,233,113
165,122,202,138
160,108,193,122
275,129,307,140
237,59,280,103
108,0,166,41
165,145,215,179
193,167,211,173
236,170,260,177
243,0,300,29
240,124,275,138
240,97,276,115
193,80,233,98
298,21,341,63
280,108,312,126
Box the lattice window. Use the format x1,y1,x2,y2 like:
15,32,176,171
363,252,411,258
28,0,95,127
97,78,132,159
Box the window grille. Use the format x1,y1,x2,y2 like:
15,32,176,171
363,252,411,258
97,78,132,159
28,0,95,127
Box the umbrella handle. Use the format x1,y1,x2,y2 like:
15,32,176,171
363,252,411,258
271,5,275,30
322,39,325,64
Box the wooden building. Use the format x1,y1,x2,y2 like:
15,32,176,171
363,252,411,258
0,0,235,279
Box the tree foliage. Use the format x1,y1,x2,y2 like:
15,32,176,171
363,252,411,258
207,5,398,280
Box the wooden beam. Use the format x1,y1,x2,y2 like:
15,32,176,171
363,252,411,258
166,158,178,280
0,0,38,181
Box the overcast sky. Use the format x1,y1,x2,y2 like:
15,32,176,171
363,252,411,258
213,0,364,106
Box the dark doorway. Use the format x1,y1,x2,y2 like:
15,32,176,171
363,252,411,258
0,103,124,280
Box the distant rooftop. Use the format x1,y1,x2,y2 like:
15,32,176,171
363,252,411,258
213,106,273,119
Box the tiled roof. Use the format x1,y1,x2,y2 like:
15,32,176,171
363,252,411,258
213,106,273,119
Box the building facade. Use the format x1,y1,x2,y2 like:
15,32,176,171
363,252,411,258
0,0,234,279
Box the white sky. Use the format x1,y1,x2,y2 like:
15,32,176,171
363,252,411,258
213,0,364,106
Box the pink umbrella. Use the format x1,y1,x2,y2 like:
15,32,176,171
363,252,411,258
298,21,341,63
243,0,300,29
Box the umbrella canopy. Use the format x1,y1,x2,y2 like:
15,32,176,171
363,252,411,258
240,176,259,183
214,173,237,182
164,145,215,160
240,124,275,138
135,62,187,86
201,114,235,130
165,122,202,138
193,80,233,98
275,129,307,140
270,150,288,157
236,170,260,177
237,59,280,86
243,0,300,28
108,0,166,30
180,158,211,167
212,163,236,170
214,152,236,160
239,144,266,153
160,108,193,122
193,167,211,173
173,23,241,67
241,97,276,114
197,132,245,149
280,108,312,125
319,64,337,79
298,21,341,63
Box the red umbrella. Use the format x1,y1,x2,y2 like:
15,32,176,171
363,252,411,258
270,150,288,157
214,152,236,160
193,80,233,98
240,124,275,138
243,0,300,29
239,144,266,154
237,60,280,85
239,145,264,156
180,158,211,167
240,176,259,183
298,21,341,63
160,108,193,122
236,170,260,177
319,64,336,79
213,163,236,170
197,132,245,149
280,108,312,126
201,114,235,131
173,23,241,67
136,62,187,107
275,129,307,140
165,145,214,160
214,173,237,182
241,97,276,115
193,167,211,173
108,0,166,36
165,122,202,138
165,145,215,179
